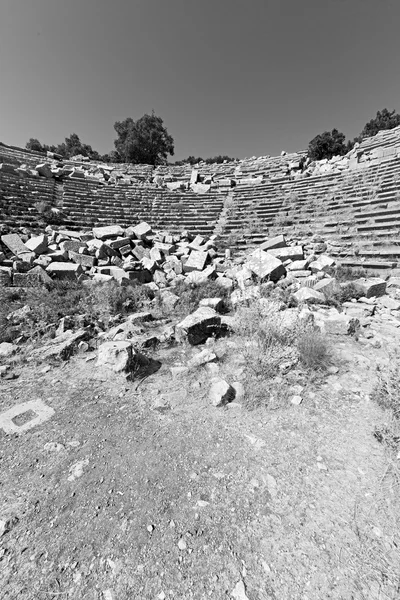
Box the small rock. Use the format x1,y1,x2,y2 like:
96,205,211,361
178,538,187,550
291,395,302,405
147,524,154,533
209,379,236,407
44,442,65,452
67,459,89,482
231,580,249,600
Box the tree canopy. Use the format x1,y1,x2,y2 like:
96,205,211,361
113,112,174,165
307,129,349,161
359,108,400,139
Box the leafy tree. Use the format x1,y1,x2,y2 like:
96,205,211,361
359,108,400,139
55,133,100,160
307,128,348,161
113,112,174,165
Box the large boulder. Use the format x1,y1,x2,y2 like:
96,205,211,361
97,341,134,373
245,249,285,282
175,306,222,345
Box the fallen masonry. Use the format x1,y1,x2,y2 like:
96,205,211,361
2,224,400,394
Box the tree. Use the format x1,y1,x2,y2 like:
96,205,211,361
359,108,400,139
55,133,100,160
307,128,348,161
113,112,174,165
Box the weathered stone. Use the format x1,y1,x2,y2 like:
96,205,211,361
31,329,89,361
59,240,86,253
379,296,400,311
93,225,125,240
46,262,83,278
131,222,152,239
231,286,260,306
36,163,53,178
68,251,95,268
0,342,17,357
209,379,236,407
293,288,325,304
309,255,335,273
184,251,208,272
25,234,48,255
267,246,304,262
97,341,134,373
175,306,222,345
352,277,387,298
287,260,309,271
314,277,338,296
245,249,285,282
188,349,217,368
160,290,180,311
259,235,287,251
199,297,223,312
1,234,29,256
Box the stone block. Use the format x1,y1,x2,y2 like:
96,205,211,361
245,248,285,282
209,379,236,407
46,262,83,279
184,250,208,272
259,235,287,251
131,222,152,239
293,288,325,304
25,234,48,255
59,240,86,253
68,251,95,268
175,307,222,345
352,277,387,298
93,225,125,240
267,246,304,262
1,234,29,256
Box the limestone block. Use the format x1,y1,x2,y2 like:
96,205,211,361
293,288,325,304
0,342,17,357
1,234,30,256
93,225,125,240
352,278,387,299
131,222,152,239
175,306,221,345
97,341,134,373
25,234,48,255
46,262,83,279
184,250,208,272
245,249,285,282
68,251,95,268
36,163,53,178
267,246,304,262
259,235,287,251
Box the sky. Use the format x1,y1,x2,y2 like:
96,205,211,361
0,0,399,161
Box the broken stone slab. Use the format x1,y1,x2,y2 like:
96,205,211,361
1,233,30,256
259,235,287,251
24,234,48,255
379,296,400,311
175,306,222,345
59,239,87,253
209,379,236,407
352,277,387,299
46,262,83,279
309,254,336,273
245,248,285,282
267,246,304,262
31,329,89,361
0,399,55,434
315,310,360,335
287,259,309,271
293,288,325,304
314,277,339,296
183,250,208,273
68,251,95,268
93,225,125,240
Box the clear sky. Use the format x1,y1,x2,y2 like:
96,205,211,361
0,0,399,160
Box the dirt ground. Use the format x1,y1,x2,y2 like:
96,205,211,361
0,336,399,600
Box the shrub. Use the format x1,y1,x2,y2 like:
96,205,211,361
164,279,231,318
80,280,152,326
297,327,330,370
334,265,367,282
372,352,400,419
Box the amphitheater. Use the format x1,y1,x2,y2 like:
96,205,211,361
2,125,400,274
